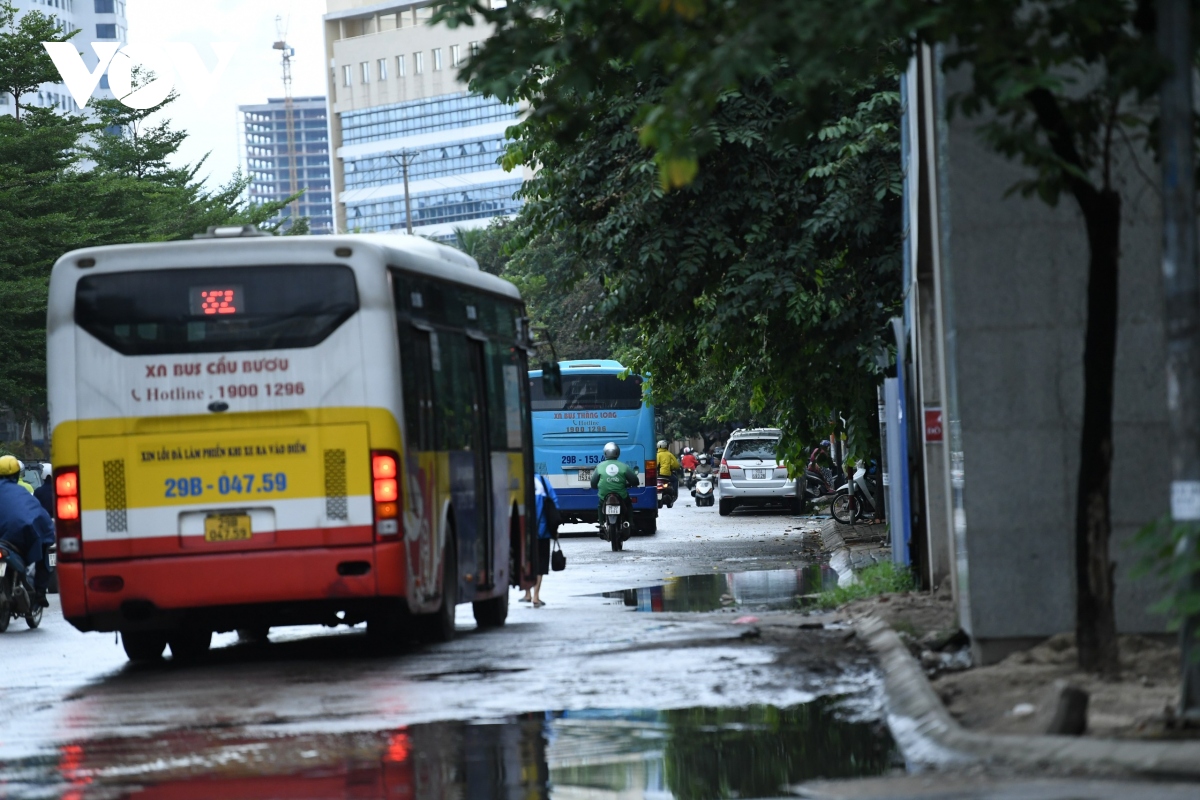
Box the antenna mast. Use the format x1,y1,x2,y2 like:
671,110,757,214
273,15,300,226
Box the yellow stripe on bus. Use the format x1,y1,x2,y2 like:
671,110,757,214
52,407,402,463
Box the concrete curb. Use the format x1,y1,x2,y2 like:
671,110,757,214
818,519,889,586
855,615,1200,779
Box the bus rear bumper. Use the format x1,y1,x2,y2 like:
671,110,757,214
554,487,658,520
62,544,404,633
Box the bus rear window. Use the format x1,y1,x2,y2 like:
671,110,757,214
75,265,359,355
529,374,643,411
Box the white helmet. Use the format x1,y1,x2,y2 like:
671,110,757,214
41,463,52,480
603,442,621,459
657,440,668,449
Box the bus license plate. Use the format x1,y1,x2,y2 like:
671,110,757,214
204,514,252,542
605,505,621,515
577,469,593,482
750,469,766,479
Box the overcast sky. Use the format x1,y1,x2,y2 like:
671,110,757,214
125,0,330,189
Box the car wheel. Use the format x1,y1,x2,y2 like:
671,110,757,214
718,499,733,516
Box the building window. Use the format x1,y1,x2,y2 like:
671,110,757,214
432,48,442,71
450,45,461,67
94,0,114,12
470,41,480,58
378,58,387,81
396,54,406,77
360,62,370,84
95,23,117,38
414,51,424,74
342,65,352,87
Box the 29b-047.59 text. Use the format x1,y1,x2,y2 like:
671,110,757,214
165,473,288,498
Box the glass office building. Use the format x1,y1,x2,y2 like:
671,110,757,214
323,0,526,238
240,96,335,235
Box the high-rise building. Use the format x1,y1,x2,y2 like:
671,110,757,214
239,96,335,235
0,0,128,117
322,0,526,238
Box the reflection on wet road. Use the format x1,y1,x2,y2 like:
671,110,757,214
7,701,894,799
602,566,839,612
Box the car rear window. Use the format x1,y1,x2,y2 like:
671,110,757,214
725,439,779,460
529,374,643,411
75,265,359,355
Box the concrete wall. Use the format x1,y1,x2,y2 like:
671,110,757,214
941,71,1171,662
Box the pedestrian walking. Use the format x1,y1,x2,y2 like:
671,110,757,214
521,472,560,607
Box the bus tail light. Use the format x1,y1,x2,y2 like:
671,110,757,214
719,459,731,479
372,451,400,538
55,467,82,562
645,460,656,484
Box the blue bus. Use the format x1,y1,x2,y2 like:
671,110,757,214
528,360,659,534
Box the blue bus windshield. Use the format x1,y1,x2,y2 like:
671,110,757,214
529,373,643,411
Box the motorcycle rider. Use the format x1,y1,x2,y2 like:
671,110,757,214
0,455,53,608
34,463,54,518
656,440,681,502
695,453,713,476
16,460,34,493
680,447,698,488
590,442,640,528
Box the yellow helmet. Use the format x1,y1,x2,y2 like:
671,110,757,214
0,455,20,477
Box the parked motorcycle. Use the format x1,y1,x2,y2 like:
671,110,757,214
800,467,837,511
691,473,715,507
831,465,880,524
0,543,43,632
598,491,633,551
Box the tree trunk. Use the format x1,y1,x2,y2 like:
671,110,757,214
1073,187,1122,676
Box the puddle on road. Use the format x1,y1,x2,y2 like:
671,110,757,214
5,700,896,799
600,566,840,613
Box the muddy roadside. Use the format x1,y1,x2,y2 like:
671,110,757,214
835,588,1185,740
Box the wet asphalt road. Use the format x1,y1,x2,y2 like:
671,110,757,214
0,502,895,799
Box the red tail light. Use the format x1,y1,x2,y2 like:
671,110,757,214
645,460,656,484
719,459,731,479
55,466,82,562
371,451,400,538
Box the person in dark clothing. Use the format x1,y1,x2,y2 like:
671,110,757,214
0,455,53,607
33,463,54,519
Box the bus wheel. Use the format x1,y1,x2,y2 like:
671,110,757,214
636,518,657,536
122,630,167,662
473,590,508,628
420,539,458,644
169,628,212,661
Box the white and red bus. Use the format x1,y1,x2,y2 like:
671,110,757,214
47,226,538,660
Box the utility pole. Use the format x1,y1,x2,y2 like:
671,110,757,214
273,16,300,226
389,150,421,234
1157,0,1200,721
